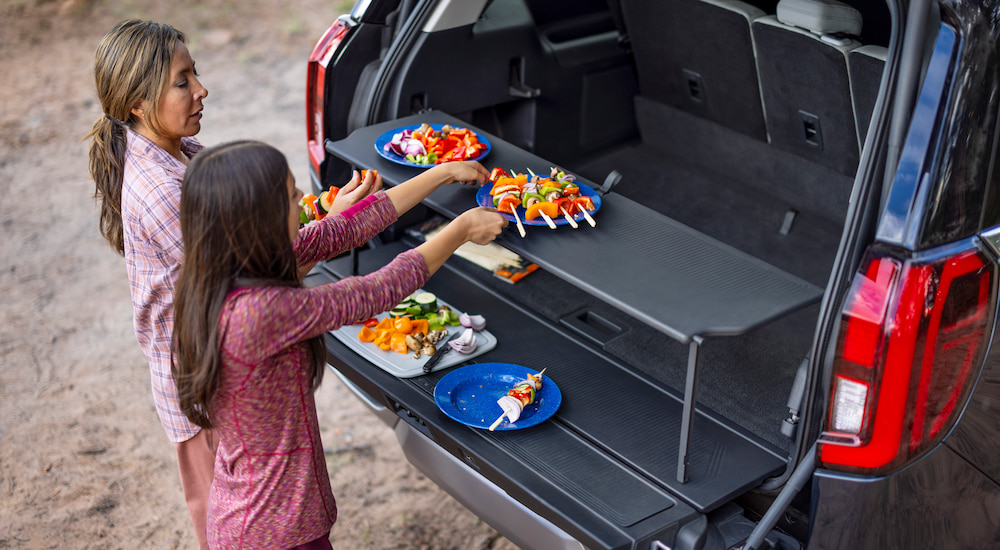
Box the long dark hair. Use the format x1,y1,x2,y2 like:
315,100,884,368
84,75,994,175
172,141,325,428
87,19,187,255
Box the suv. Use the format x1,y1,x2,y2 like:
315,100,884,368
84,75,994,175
301,0,1000,548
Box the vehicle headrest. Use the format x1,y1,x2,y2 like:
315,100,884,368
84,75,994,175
776,0,862,37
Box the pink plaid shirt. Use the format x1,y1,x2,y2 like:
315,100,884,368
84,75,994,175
121,129,204,443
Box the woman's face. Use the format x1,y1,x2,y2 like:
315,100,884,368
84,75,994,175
287,172,304,242
137,40,207,145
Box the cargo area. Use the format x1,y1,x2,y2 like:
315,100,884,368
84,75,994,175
311,0,892,546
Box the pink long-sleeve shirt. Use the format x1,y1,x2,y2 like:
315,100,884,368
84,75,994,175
207,193,430,549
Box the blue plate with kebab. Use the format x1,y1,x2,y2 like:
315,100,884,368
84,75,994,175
475,169,601,227
434,363,561,431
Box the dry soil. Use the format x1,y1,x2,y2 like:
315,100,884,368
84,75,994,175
0,1,518,548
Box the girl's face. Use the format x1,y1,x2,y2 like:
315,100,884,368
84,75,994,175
287,172,304,242
135,40,207,147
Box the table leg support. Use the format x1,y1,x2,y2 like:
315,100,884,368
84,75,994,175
677,336,703,484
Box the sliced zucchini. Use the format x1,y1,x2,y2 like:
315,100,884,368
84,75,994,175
413,292,438,312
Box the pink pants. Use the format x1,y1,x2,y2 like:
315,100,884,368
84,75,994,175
175,428,217,550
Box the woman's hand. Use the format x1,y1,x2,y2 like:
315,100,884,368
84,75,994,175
328,170,383,215
429,160,489,187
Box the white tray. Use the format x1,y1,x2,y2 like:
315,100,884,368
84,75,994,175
328,298,497,378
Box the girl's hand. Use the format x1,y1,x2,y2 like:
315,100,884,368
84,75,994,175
452,206,508,245
431,161,489,187
329,170,383,215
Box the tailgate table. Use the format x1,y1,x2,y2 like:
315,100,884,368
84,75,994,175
326,111,822,489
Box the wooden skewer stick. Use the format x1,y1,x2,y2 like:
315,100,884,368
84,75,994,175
509,206,526,238
579,206,596,227
540,211,557,229
560,207,578,228
489,413,507,431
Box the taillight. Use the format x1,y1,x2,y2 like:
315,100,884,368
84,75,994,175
306,17,351,179
819,245,995,473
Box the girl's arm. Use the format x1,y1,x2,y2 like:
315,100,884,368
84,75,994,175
414,207,508,275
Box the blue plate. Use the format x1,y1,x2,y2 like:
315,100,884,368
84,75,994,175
434,363,561,431
374,124,491,168
475,175,602,226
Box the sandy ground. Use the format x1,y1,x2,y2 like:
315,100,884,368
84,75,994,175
0,1,518,548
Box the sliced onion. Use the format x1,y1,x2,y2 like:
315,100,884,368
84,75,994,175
449,327,478,354
459,312,487,332
403,138,426,156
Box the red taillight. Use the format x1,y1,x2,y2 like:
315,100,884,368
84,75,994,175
820,246,994,473
306,18,351,178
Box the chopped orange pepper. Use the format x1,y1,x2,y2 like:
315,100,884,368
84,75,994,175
390,332,409,354
375,317,394,331
393,317,413,333
373,329,393,347
358,326,376,343
525,201,559,220
410,319,429,336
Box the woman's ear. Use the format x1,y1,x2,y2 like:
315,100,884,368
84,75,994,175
130,100,148,122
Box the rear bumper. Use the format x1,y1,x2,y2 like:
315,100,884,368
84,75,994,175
394,409,586,550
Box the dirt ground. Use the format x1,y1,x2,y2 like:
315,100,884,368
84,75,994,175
0,1,519,548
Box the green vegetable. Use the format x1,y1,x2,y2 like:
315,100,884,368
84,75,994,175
414,292,437,312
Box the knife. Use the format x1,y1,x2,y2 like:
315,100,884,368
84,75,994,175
423,331,463,374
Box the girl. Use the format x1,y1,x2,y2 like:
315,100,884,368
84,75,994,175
86,19,383,547
172,140,506,548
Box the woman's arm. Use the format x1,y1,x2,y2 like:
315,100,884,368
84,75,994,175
293,192,397,265
384,161,488,216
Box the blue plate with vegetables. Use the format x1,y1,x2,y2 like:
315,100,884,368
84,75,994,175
375,123,491,168
476,167,602,227
434,363,561,431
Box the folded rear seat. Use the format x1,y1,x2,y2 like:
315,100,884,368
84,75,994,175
620,0,769,141
849,44,888,146
752,0,863,176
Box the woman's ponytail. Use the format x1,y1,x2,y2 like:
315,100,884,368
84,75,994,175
88,114,128,255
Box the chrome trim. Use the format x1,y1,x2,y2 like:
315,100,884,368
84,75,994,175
979,226,1000,259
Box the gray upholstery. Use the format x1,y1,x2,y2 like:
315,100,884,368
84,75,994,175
849,44,887,146
620,0,768,141
752,10,862,176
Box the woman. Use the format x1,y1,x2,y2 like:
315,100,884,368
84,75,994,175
86,19,379,548
172,141,506,548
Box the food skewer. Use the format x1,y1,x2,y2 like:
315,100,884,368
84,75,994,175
559,206,579,228
521,168,558,229
510,207,526,238
578,206,597,227
488,368,547,431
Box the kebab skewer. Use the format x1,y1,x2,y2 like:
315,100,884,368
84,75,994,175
516,168,557,229
525,167,577,228
489,368,547,431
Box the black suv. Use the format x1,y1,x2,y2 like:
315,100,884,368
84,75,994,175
301,0,1000,548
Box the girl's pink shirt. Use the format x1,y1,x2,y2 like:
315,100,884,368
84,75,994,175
206,193,430,548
